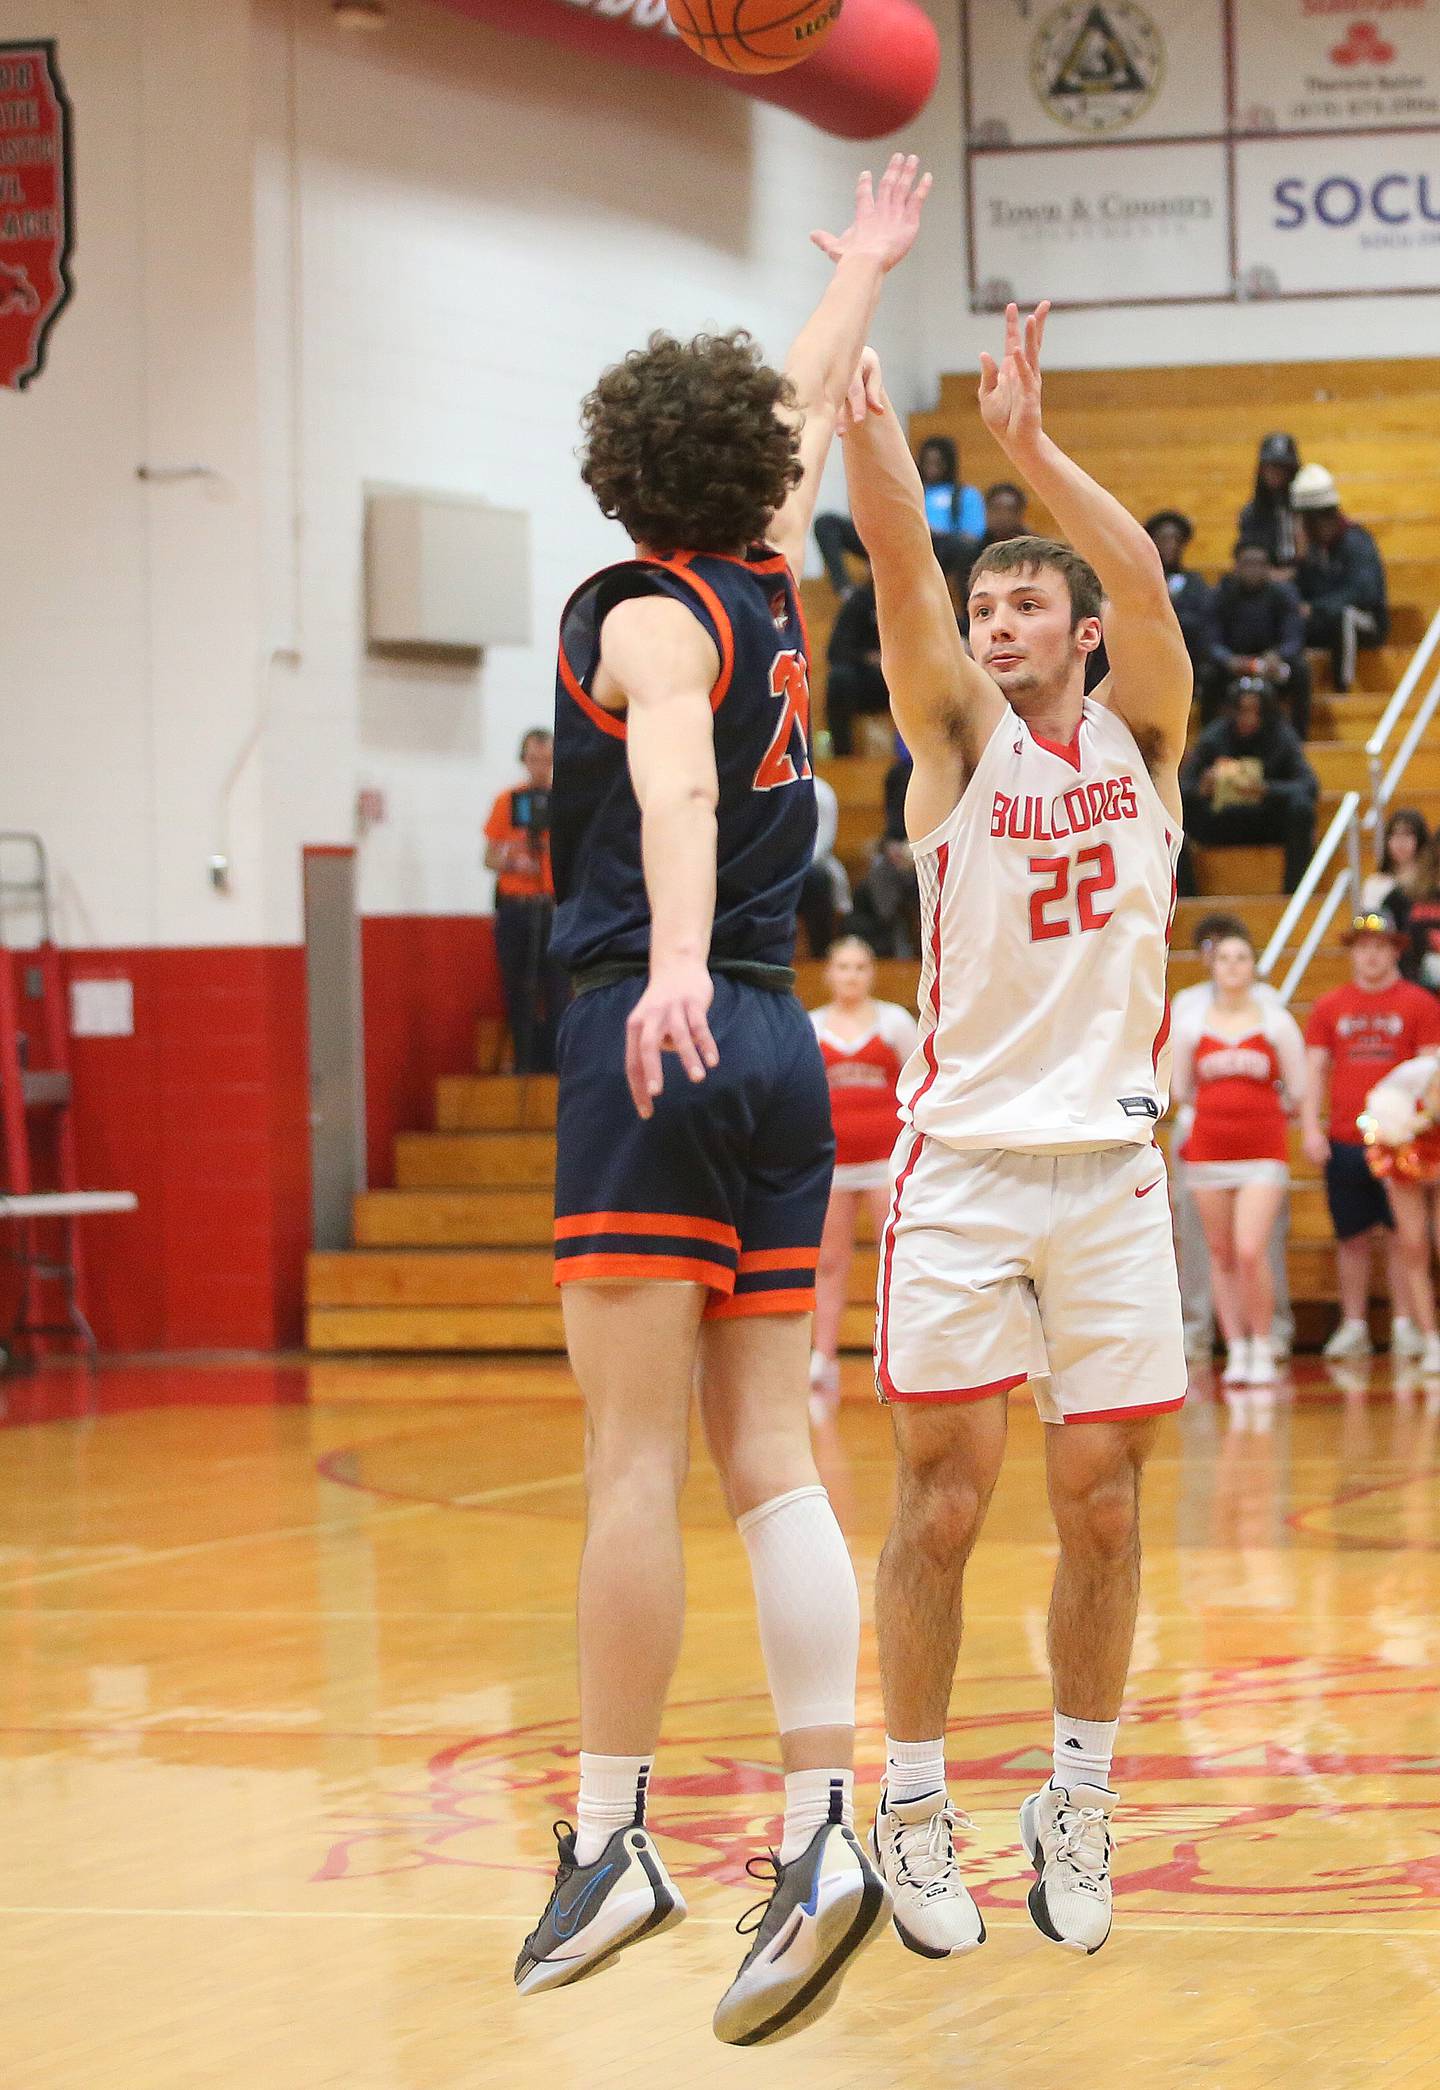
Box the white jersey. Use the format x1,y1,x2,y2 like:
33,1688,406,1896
898,699,1181,1153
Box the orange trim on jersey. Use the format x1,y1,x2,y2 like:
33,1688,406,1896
736,1246,821,1274
656,555,735,710
555,1211,740,1250
705,1287,816,1320
558,642,627,742
556,1253,735,1290
698,546,791,577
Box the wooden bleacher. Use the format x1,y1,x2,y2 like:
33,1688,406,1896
307,358,1440,1364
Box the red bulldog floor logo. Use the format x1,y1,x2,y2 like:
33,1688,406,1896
0,42,73,389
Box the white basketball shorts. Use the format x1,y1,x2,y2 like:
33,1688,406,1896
875,1133,1188,1424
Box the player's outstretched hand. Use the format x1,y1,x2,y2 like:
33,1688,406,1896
625,960,719,1119
978,300,1050,455
838,346,886,435
811,153,933,275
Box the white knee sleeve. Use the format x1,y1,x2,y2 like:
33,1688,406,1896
737,1485,859,1734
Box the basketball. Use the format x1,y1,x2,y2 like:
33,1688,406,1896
667,0,845,77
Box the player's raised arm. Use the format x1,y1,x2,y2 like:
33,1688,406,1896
979,302,1192,789
766,154,932,582
599,595,723,1120
841,351,1005,796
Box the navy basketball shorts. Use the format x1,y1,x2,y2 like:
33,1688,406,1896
1325,1138,1394,1242
553,975,835,1318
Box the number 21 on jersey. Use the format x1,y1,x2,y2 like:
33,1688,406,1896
753,650,813,792
1028,844,1116,942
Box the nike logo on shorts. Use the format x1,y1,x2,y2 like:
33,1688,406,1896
1134,1178,1163,1200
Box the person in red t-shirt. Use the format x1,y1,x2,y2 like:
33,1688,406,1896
1302,911,1440,1361
483,728,566,1073
808,937,918,1414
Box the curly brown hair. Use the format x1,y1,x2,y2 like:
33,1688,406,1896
968,534,1103,628
579,330,802,557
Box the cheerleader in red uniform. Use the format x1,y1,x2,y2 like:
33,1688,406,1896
1172,929,1306,1388
809,936,918,1411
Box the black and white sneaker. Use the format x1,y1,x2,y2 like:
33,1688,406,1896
871,1789,986,1957
1019,1781,1115,1955
514,1819,686,1995
712,1812,891,2047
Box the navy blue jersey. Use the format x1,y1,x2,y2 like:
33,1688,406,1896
550,548,817,973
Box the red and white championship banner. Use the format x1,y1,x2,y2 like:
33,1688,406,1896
0,41,72,391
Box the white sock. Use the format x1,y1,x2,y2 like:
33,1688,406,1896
737,1486,859,1732
779,1767,853,1865
1053,1712,1118,1791
574,1752,650,1866
884,1735,947,1807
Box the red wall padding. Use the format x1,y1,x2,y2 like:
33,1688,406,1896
430,0,940,140
3,923,504,1355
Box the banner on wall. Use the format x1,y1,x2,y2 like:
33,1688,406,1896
1237,131,1440,293
1234,0,1439,133
970,141,1231,307
966,0,1228,147
0,42,72,390
963,0,1440,306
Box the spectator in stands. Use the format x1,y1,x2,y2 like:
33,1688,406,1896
1237,432,1301,575
1171,929,1306,1390
1179,682,1319,895
813,435,982,598
1361,807,1429,916
1392,836,1440,991
1207,537,1311,737
917,434,985,544
807,937,919,1414
980,480,1027,548
845,753,917,956
1301,911,1440,1360
1147,509,1215,706
825,573,891,756
799,774,852,958
1292,464,1389,693
1170,912,1294,1363
483,727,568,1074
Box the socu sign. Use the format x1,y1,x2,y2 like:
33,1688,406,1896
0,42,72,390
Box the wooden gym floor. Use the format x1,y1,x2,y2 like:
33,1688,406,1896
2,1354,1438,2089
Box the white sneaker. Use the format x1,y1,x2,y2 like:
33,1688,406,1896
1248,1337,1276,1386
1391,1316,1425,1360
1019,1781,1115,1955
870,1791,986,1958
1421,1334,1440,1378
1323,1319,1373,1361
1221,1340,1251,1385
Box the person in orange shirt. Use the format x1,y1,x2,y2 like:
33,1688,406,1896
483,728,567,1072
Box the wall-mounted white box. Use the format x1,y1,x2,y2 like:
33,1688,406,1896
365,488,532,655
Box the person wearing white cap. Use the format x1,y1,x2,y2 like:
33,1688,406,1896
1292,464,1389,693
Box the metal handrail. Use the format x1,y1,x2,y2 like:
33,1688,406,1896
1257,791,1362,990
1377,663,1440,823
1366,605,1440,840
1275,868,1353,1006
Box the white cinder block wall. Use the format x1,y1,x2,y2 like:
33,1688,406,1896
253,0,927,935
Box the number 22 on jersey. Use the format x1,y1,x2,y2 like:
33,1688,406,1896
1028,843,1117,942
753,650,813,792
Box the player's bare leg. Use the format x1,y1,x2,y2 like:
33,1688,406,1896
700,1311,889,2045
515,1280,700,1996
871,1398,1007,1956
1020,1414,1158,1955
